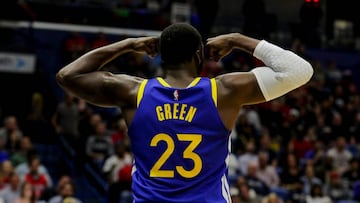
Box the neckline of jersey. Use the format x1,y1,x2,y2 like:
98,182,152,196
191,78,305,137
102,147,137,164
156,77,201,89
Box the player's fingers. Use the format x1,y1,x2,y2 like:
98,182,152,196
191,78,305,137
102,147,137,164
207,48,220,61
146,45,158,57
209,54,221,62
206,37,215,42
150,44,159,56
205,38,216,46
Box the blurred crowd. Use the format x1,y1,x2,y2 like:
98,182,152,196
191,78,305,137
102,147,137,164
0,26,360,203
0,114,82,203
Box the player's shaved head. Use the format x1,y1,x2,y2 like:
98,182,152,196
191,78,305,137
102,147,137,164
160,23,202,66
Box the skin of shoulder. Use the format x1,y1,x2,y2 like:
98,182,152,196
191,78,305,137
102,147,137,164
214,71,265,130
91,72,143,109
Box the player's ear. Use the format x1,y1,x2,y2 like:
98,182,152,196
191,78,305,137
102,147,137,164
195,49,202,66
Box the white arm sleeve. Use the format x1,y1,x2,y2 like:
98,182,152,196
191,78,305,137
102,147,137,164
250,40,313,101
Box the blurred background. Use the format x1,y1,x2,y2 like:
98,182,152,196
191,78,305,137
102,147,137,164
0,0,359,203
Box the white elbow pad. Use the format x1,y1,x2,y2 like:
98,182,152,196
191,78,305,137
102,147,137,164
251,40,313,101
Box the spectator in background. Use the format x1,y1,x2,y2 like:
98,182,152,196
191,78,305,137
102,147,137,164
15,153,52,188
0,160,15,188
51,91,80,148
244,162,270,197
109,116,128,145
305,184,332,203
304,139,329,182
326,136,353,175
117,164,133,203
238,140,258,175
23,155,52,200
234,115,258,153
324,170,350,201
233,177,262,203
304,139,326,167
258,100,287,145
300,164,322,195
291,127,315,161
102,141,133,203
0,173,21,203
0,116,23,155
257,129,277,165
85,121,113,171
256,151,280,189
48,182,82,203
88,113,103,131
23,92,53,144
77,99,95,137
74,99,96,170
329,113,346,142
279,153,303,201
240,106,263,136
342,158,360,189
314,114,333,146
10,136,35,167
40,175,72,202
12,182,36,203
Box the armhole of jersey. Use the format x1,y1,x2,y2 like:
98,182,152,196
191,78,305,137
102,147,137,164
210,78,217,107
137,79,148,107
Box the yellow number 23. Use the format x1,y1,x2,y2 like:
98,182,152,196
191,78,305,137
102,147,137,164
150,133,202,178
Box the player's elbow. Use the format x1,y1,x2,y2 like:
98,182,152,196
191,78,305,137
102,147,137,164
56,69,66,87
300,60,314,84
56,68,73,88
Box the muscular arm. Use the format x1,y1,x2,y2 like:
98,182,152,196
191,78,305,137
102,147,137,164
206,33,313,129
56,37,158,108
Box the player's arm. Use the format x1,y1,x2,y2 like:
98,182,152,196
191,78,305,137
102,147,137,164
206,33,313,129
207,33,313,106
56,36,158,108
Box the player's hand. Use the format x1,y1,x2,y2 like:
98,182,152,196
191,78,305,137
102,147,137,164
131,36,159,57
205,33,237,62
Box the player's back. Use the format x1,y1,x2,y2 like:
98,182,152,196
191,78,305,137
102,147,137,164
128,77,232,203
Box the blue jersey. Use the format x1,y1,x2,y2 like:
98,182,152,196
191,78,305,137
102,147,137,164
128,77,232,203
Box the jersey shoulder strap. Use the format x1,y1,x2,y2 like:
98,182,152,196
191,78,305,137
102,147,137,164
210,78,217,107
136,79,148,107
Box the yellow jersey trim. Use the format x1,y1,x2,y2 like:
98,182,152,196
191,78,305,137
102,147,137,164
157,77,171,87
210,78,217,106
187,77,201,88
137,79,148,107
157,77,201,88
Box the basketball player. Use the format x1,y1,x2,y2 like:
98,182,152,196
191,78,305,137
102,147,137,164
56,23,313,202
